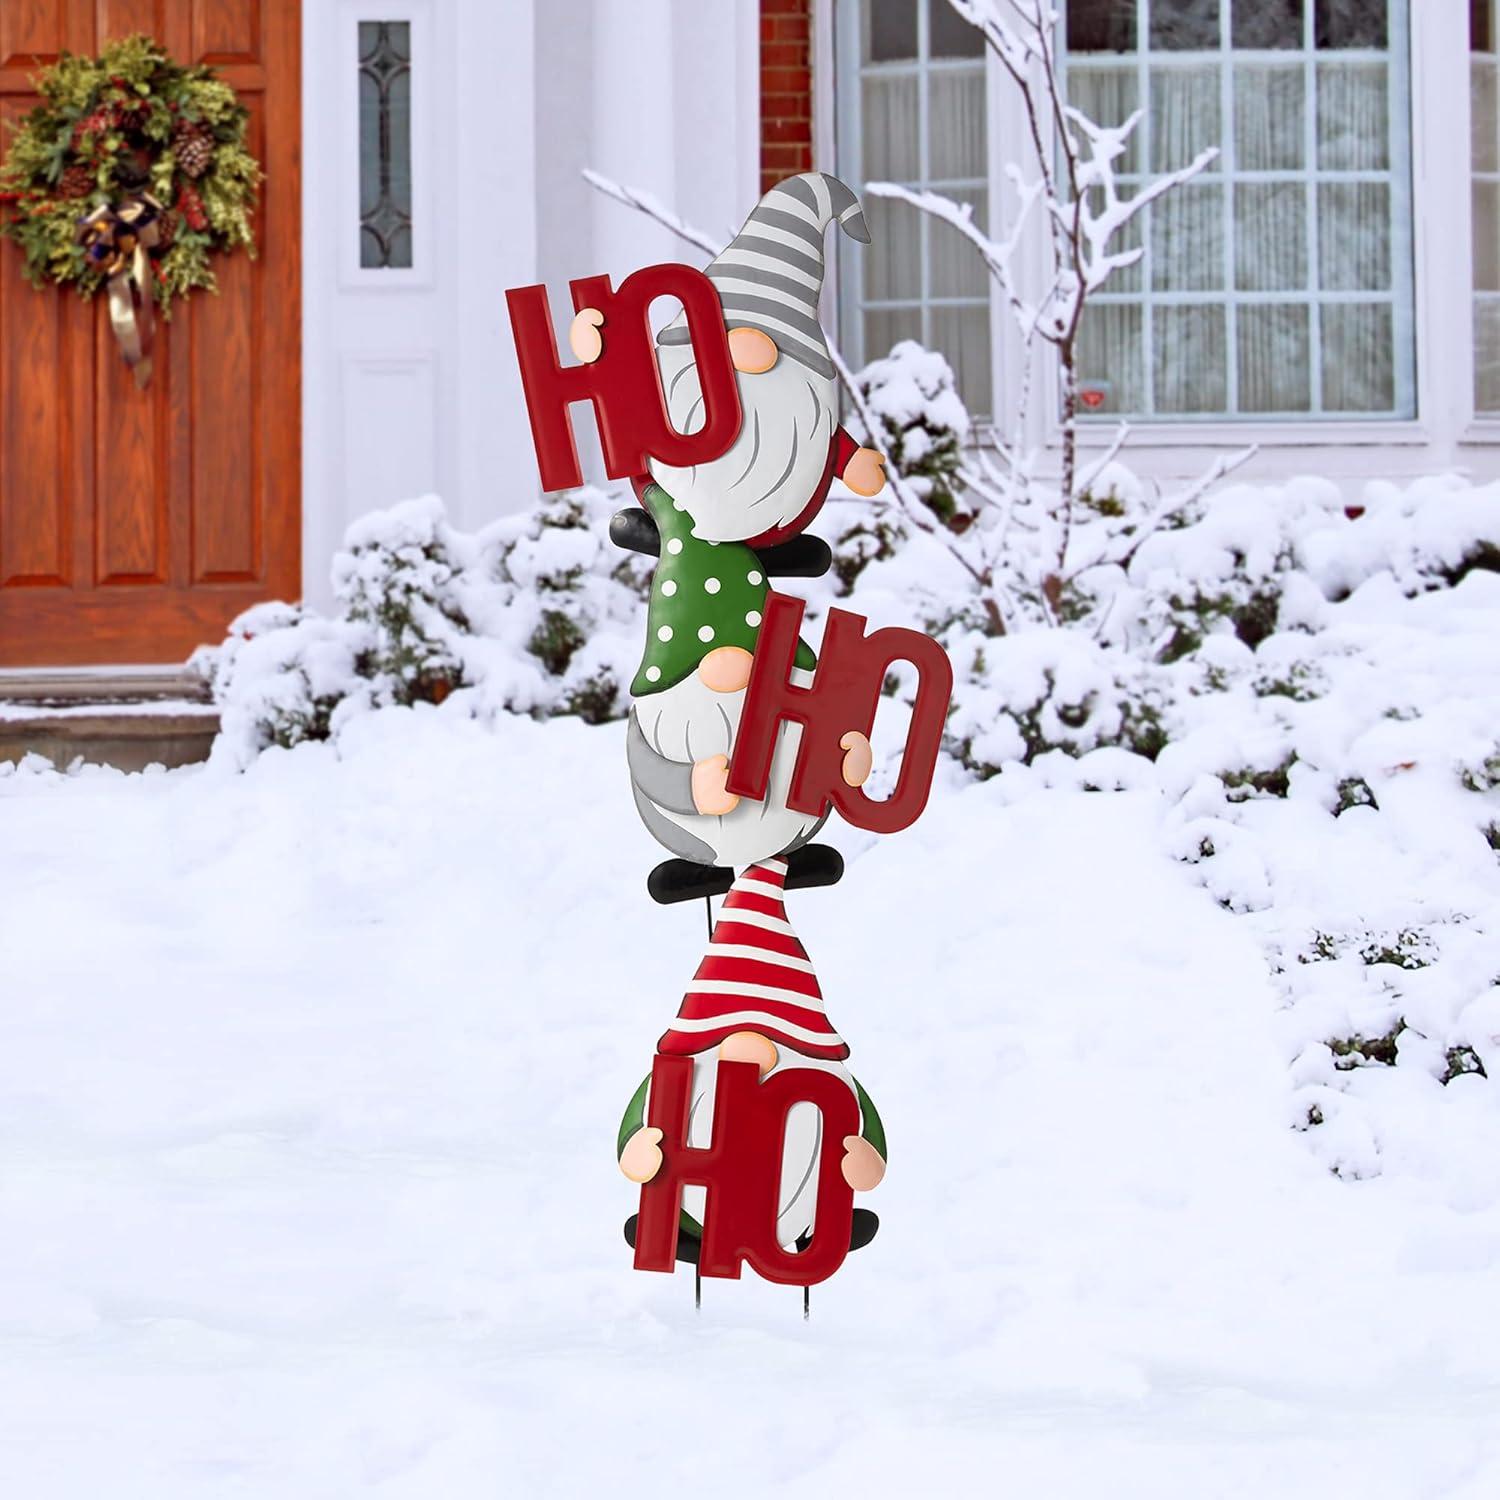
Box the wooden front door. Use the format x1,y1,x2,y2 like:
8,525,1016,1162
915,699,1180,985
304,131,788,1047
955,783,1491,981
0,0,299,667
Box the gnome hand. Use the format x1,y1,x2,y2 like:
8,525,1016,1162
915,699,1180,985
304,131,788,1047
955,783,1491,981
692,753,741,816
840,730,874,788
843,447,887,498
619,1126,664,1184
569,307,605,364
841,1135,886,1192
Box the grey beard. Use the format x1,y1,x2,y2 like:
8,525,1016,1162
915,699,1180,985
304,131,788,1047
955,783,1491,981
649,345,838,542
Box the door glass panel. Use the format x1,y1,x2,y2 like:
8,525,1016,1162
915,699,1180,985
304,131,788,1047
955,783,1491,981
358,21,413,270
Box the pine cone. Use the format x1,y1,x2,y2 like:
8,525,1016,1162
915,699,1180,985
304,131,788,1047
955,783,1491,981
172,121,213,179
59,163,96,200
154,210,177,250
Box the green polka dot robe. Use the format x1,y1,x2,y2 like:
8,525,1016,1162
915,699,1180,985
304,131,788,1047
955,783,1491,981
630,483,815,697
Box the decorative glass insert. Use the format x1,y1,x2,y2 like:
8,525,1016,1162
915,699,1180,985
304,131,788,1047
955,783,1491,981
841,0,992,416
1473,1,1500,411
358,20,413,269
1065,0,1415,420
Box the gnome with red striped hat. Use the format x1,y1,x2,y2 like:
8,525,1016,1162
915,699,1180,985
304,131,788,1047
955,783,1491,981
618,856,886,1259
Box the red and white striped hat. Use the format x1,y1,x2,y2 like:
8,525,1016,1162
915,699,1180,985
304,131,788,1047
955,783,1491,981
657,856,849,1062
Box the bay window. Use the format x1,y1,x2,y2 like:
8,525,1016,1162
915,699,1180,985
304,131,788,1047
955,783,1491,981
1067,0,1414,420
835,0,1418,428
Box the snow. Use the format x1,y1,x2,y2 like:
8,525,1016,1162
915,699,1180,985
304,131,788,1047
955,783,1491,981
4,699,1500,1495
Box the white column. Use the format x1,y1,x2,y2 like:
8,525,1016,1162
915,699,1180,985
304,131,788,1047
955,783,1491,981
590,0,679,279
455,0,538,530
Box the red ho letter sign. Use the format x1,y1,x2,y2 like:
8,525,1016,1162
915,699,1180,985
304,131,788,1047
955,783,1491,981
725,591,954,835
633,1054,859,1286
505,264,742,493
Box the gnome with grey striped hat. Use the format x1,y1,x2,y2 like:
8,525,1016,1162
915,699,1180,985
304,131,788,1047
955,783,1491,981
570,172,888,547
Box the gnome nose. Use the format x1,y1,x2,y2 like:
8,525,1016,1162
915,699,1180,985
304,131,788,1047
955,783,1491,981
728,326,778,375
698,646,754,693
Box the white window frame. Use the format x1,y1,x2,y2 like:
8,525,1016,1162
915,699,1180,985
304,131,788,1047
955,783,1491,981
831,0,997,417
1063,0,1416,424
820,0,1500,473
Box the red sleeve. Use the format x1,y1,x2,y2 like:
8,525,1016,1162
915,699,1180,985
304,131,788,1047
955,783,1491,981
832,425,861,477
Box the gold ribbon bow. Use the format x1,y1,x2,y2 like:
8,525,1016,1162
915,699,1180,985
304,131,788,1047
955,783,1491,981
76,194,164,389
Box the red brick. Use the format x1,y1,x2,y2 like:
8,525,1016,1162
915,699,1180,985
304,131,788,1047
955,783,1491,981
764,101,811,127
760,67,810,94
761,40,805,68
763,117,813,144
770,14,810,42
760,0,803,14
763,142,811,166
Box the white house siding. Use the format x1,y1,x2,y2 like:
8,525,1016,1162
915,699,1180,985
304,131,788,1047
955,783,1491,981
301,0,759,608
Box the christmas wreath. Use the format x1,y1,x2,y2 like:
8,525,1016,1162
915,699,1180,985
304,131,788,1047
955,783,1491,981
0,34,261,383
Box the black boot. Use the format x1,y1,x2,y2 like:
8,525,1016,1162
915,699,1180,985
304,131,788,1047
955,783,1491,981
647,843,845,906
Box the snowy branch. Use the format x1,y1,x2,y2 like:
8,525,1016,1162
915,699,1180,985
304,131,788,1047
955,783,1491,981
580,169,725,260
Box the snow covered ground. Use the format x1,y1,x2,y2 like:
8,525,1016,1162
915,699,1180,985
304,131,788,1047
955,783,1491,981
4,707,1500,1497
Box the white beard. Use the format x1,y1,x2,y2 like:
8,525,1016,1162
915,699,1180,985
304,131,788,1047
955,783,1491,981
649,340,839,543
679,1050,857,1249
634,668,823,869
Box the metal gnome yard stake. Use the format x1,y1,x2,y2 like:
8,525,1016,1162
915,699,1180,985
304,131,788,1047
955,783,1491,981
506,173,952,1312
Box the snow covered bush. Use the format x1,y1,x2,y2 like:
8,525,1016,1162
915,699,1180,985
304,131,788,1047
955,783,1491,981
195,601,371,755
849,340,970,523
331,497,474,704
942,629,1168,775
196,490,650,765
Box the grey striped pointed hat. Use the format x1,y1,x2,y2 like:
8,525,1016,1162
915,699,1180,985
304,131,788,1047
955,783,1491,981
659,171,870,381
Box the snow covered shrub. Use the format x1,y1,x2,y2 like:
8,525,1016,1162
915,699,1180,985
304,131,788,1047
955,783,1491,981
194,601,371,755
1300,476,1500,598
332,495,473,706
849,340,970,523
197,489,649,764
942,630,1168,775
480,487,651,724
1122,481,1339,662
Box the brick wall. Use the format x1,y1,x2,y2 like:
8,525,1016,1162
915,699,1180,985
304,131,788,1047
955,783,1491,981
760,0,813,194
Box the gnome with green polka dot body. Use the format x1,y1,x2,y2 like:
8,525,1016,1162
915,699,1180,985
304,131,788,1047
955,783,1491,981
627,481,874,870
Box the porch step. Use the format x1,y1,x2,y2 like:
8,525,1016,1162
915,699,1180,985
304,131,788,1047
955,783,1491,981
0,669,219,772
